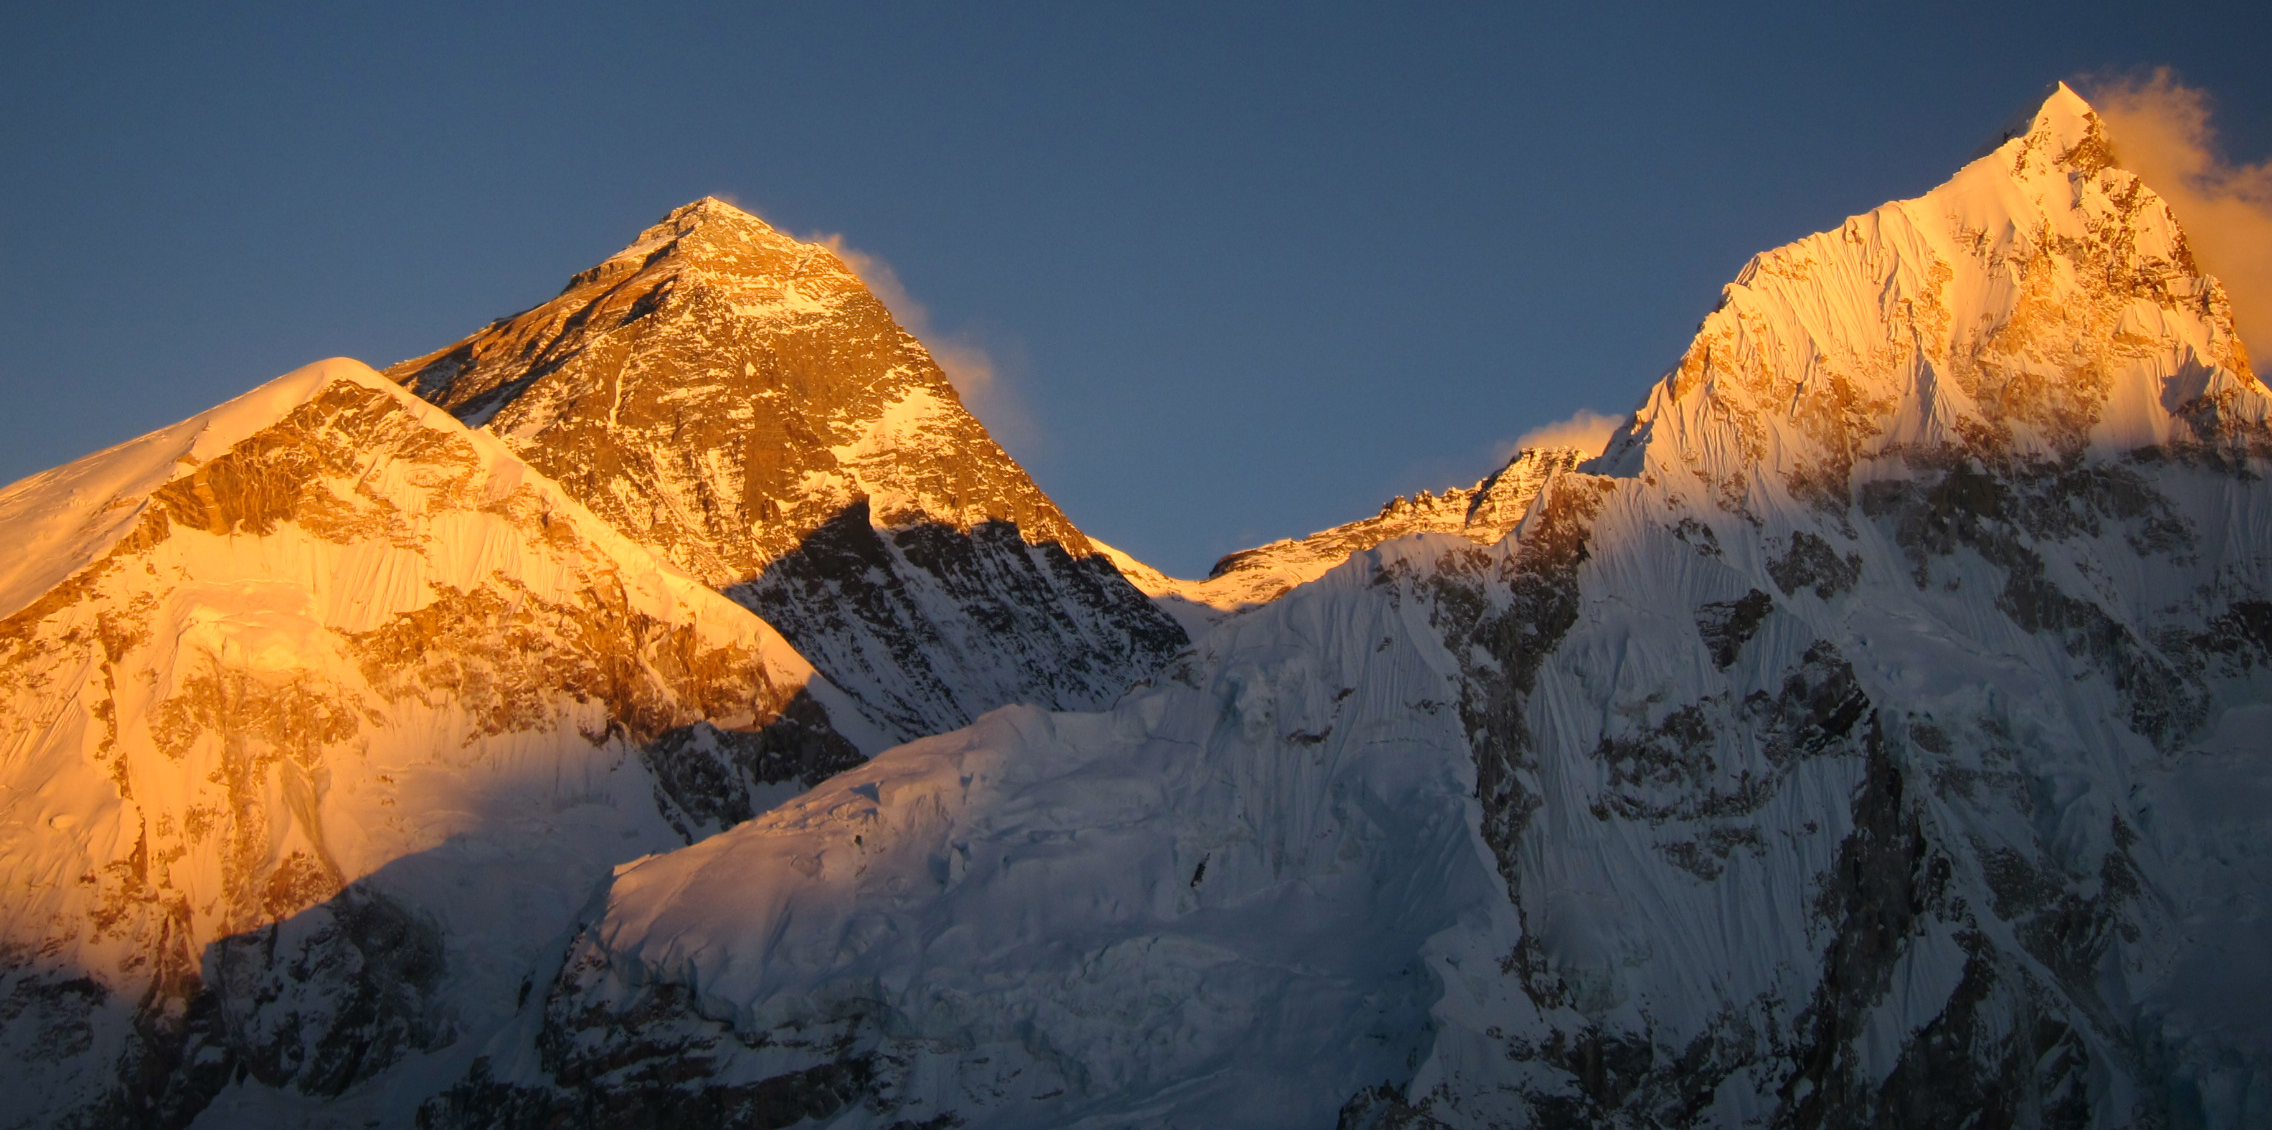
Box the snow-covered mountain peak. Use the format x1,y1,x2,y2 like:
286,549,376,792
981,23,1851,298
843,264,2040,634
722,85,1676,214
1599,82,2260,508
0,352,891,1124
0,358,495,624
592,195,864,300
391,201,1087,581
657,195,805,248
2021,81,2100,152
387,202,1186,745
666,193,763,225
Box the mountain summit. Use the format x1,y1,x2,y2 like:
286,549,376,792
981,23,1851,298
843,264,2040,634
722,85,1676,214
389,199,1185,741
389,197,1086,578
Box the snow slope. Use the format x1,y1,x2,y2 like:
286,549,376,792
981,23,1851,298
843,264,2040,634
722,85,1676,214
425,86,2272,1128
0,359,884,1129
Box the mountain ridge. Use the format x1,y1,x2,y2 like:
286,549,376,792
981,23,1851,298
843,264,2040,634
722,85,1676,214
1103,446,1589,630
411,84,2272,1129
3,81,2269,1129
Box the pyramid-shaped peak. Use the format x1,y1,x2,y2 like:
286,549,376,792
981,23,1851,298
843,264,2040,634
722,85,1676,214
664,195,774,229
2036,81,2096,126
2025,81,2102,147
0,356,493,623
1968,82,2108,168
596,195,813,271
1986,80,2122,176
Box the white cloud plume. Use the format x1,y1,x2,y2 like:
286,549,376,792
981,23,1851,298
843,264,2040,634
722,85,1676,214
1502,408,1623,460
2085,69,2272,365
806,233,1041,454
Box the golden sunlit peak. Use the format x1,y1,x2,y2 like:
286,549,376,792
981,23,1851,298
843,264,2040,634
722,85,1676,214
598,195,799,269
1974,81,2102,163
2013,80,2104,157
2042,80,2096,121
666,194,770,229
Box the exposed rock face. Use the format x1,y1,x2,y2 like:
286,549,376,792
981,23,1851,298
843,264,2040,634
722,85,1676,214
434,87,2272,1128
387,199,1186,740
735,503,1194,743
0,360,879,1128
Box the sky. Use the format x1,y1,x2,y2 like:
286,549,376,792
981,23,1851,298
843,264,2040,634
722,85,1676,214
4,3,2269,576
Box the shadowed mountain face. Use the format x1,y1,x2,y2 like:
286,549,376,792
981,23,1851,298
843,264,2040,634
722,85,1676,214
387,200,1185,740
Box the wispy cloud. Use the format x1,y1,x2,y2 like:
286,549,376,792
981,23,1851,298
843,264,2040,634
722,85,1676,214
1502,408,1623,460
806,233,1042,454
2083,69,2272,365
1371,407,1624,510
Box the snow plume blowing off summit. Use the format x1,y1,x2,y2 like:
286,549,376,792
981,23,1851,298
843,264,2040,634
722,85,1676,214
2088,69,2272,362
1507,408,1623,461
804,231,1040,457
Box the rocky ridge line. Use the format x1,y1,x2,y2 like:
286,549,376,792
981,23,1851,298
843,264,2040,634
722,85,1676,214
1107,446,1586,630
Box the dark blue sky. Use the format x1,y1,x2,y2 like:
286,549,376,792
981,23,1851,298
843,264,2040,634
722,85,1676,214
5,3,2267,575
